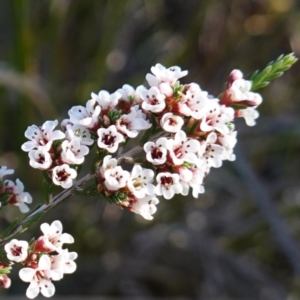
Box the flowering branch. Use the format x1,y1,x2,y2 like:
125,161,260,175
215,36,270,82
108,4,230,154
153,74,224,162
0,54,297,297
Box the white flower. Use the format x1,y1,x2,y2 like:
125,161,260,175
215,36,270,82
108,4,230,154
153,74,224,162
178,87,209,119
65,124,94,146
189,168,205,198
160,113,184,133
51,249,77,275
146,63,188,87
144,137,168,165
229,79,263,106
19,255,62,299
52,164,77,189
129,195,159,220
115,106,151,138
127,165,155,198
200,102,234,135
61,139,89,165
35,220,74,253
237,107,259,126
21,120,65,152
230,79,252,100
0,166,14,180
141,86,166,113
91,90,121,110
5,239,29,263
100,155,118,178
177,167,205,197
117,84,144,105
104,166,130,191
218,130,237,161
68,99,101,130
97,125,124,153
5,179,32,213
167,130,200,166
155,172,183,200
198,132,225,169
28,149,52,170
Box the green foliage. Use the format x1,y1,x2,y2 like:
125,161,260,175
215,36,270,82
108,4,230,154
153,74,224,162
107,191,128,205
107,109,122,124
43,171,53,204
172,82,184,100
0,218,18,239
22,212,45,229
0,249,10,266
0,190,12,207
250,53,298,91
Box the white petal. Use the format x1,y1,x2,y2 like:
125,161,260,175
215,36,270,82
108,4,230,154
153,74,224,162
64,261,77,274
40,223,50,235
38,255,51,270
40,280,55,298
51,220,63,234
60,233,74,244
26,281,39,299
19,268,36,282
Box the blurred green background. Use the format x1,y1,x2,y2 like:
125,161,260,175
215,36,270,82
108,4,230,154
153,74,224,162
1,0,300,299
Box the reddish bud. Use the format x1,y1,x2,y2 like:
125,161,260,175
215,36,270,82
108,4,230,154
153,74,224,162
0,274,11,289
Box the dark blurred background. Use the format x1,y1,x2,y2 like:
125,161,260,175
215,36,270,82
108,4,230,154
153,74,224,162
1,0,300,299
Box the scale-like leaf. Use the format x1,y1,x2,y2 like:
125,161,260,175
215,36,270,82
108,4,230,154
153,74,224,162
250,53,298,91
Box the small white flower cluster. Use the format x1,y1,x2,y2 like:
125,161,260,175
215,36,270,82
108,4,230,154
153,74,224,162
21,63,263,220
99,156,158,220
4,220,76,299
96,64,263,220
22,88,152,188
0,166,32,213
220,69,263,126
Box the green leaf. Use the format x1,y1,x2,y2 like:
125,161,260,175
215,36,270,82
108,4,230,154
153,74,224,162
106,191,128,205
250,53,298,91
0,191,12,206
0,249,10,266
22,212,45,229
107,109,122,124
0,218,19,239
0,267,12,275
172,82,184,100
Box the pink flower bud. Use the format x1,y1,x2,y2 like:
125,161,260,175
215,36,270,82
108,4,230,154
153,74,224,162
227,69,243,88
0,274,11,289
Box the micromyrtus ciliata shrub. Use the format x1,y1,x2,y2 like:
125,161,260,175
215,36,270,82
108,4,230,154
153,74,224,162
0,53,297,298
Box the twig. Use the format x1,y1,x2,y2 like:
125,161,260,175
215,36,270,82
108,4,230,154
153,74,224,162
0,143,146,247
0,173,94,247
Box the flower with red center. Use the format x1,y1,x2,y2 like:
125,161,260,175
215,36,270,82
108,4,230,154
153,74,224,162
4,179,32,213
97,125,124,153
167,130,200,166
155,172,183,200
160,113,184,133
104,166,130,191
141,86,166,113
19,255,63,299
28,149,53,170
144,137,169,165
34,220,74,253
21,120,65,152
52,164,77,189
5,239,29,263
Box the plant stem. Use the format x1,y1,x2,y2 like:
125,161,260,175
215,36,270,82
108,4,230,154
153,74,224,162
0,142,148,247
